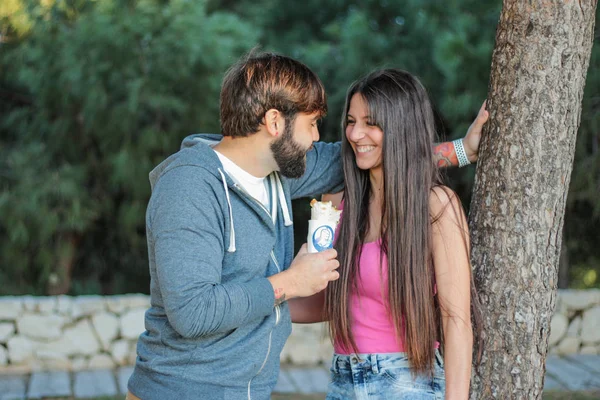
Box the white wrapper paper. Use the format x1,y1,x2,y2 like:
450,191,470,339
307,219,337,253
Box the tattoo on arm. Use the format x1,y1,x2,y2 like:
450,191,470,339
433,142,458,168
274,288,286,307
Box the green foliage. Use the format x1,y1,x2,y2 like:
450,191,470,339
0,0,258,294
564,7,600,288
248,0,500,143
236,0,501,260
243,0,598,288
0,0,598,293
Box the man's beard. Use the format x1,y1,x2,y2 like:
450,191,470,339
270,123,309,179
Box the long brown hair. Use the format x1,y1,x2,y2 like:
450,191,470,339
325,69,482,375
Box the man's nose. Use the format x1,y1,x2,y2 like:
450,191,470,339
312,127,320,142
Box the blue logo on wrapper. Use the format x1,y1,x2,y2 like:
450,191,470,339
312,225,335,252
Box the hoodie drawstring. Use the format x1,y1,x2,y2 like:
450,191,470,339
217,170,292,253
274,174,293,227
218,169,236,253
269,176,278,225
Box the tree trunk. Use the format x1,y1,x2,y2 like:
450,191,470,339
468,1,597,399
47,233,80,295
558,231,569,289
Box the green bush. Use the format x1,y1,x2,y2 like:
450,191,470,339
0,0,258,294
0,0,598,294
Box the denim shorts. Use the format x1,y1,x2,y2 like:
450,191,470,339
326,349,445,400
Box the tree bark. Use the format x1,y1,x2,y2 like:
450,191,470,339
468,1,597,399
47,233,80,295
558,231,569,289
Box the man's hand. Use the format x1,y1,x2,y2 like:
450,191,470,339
463,100,489,163
267,244,339,306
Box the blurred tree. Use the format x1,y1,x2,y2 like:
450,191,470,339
562,9,600,289
208,0,502,258
241,0,599,291
0,0,258,294
0,0,597,294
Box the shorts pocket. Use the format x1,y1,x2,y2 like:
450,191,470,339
432,352,446,400
327,369,353,400
433,377,445,400
382,366,436,394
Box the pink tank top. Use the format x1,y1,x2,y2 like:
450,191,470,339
333,239,404,354
333,201,437,354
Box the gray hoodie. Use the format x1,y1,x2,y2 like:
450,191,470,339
128,134,343,400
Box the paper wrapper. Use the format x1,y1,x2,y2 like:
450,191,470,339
307,219,337,253
307,199,341,253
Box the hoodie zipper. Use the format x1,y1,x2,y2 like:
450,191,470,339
231,181,284,400
247,330,273,400
270,251,282,324
232,183,283,323
236,186,283,326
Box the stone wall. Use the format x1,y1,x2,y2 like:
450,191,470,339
0,289,598,373
0,295,146,373
549,289,600,355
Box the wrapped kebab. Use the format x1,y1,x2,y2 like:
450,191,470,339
307,199,342,253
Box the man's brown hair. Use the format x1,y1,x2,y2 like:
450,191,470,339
220,50,327,137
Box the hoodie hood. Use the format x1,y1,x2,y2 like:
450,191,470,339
180,133,223,151
149,133,293,253
149,133,223,190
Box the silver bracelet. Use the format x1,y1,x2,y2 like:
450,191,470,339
452,139,471,168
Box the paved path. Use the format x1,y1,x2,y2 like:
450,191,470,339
0,355,598,399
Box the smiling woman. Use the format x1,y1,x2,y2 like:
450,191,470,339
345,93,384,172
318,69,485,400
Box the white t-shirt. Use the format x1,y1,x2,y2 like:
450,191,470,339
214,150,269,208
